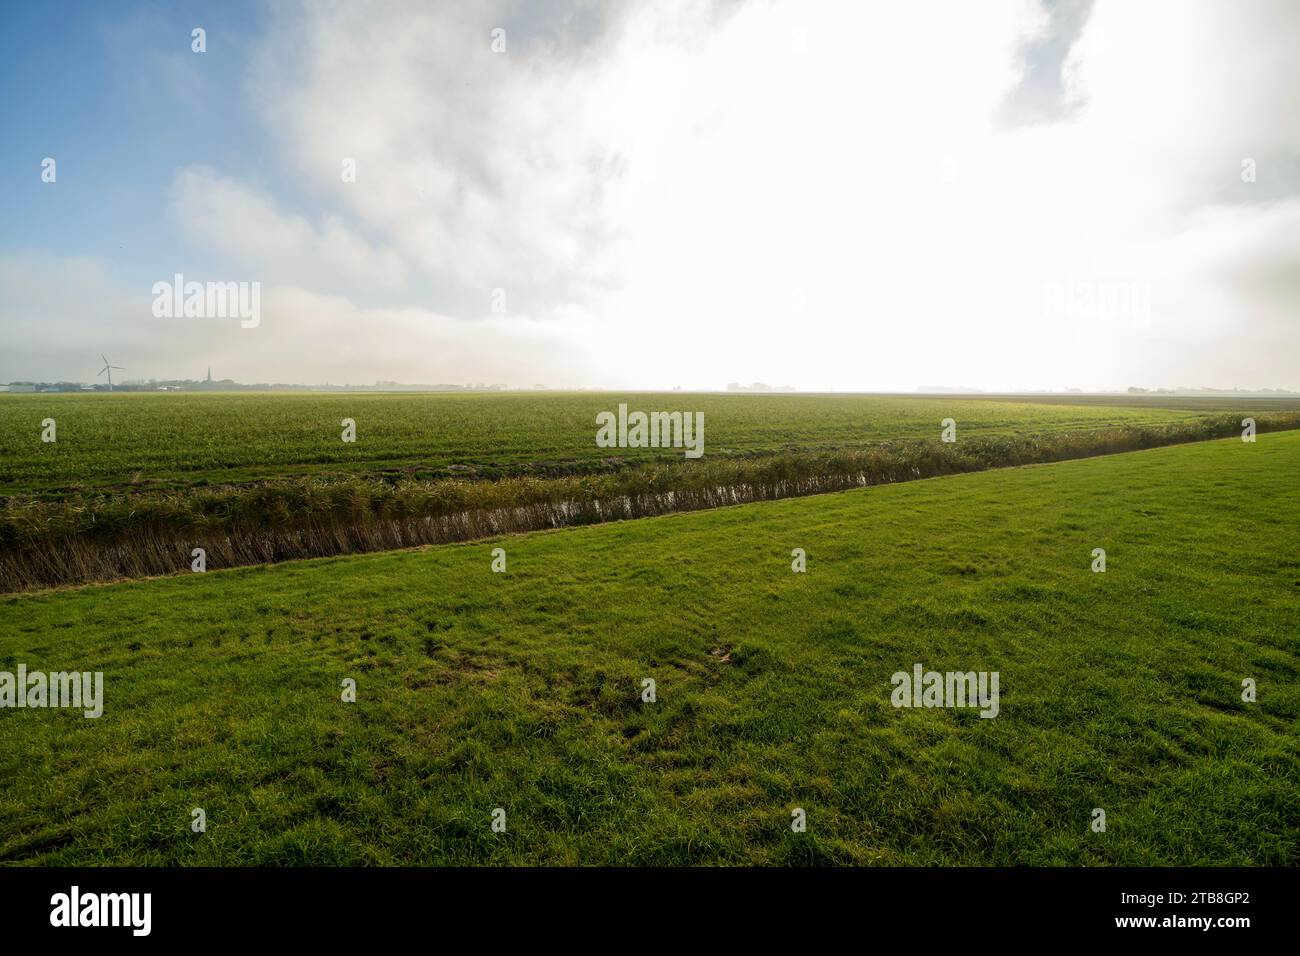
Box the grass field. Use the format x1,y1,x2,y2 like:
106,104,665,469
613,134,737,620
5,390,1300,592
2,430,1296,865
1,391,1287,494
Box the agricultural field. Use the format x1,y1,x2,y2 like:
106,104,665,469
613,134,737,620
3,391,1299,593
3,390,1294,494
1,431,1296,865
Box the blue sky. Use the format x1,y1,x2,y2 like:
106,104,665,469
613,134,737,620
0,1,279,288
1,1,1297,389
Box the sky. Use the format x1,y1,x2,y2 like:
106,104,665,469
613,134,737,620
1,0,1297,391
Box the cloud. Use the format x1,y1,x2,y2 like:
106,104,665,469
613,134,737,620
9,0,1300,389
246,0,644,316
0,253,602,385
997,0,1096,127
233,285,605,385
169,167,409,292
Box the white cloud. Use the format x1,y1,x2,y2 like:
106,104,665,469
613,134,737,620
236,286,605,385
169,168,409,291
0,253,602,385
8,0,1298,389
248,0,632,311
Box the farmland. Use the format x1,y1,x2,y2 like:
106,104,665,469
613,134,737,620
3,391,1299,592
1,431,1296,865
3,390,1295,494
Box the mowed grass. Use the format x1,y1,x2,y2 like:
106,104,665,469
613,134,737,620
1,432,1297,865
0,390,1252,493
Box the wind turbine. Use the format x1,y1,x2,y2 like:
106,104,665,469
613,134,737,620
98,354,124,391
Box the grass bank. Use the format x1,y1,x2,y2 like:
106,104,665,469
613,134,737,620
1,431,1296,864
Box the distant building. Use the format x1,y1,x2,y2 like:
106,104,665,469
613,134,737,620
5,384,36,393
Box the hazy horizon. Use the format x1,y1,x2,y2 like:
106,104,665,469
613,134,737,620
6,377,1300,395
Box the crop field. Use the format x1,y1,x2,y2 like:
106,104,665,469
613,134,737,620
2,391,1293,494
1,431,1296,865
3,391,1299,593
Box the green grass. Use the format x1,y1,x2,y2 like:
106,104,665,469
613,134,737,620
1,430,1296,865
9,391,1296,593
0,390,1272,494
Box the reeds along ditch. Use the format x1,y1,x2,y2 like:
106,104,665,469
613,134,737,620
2,413,1296,593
